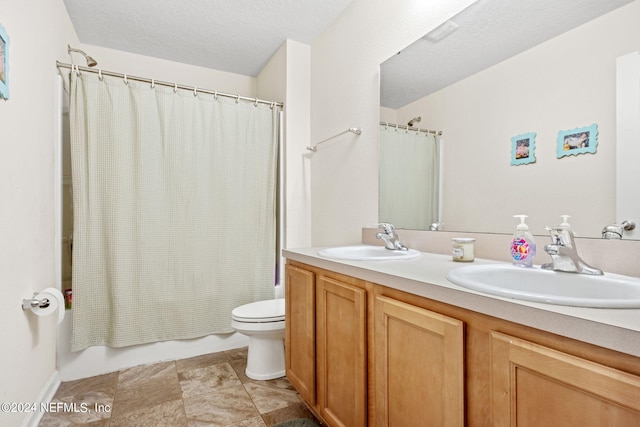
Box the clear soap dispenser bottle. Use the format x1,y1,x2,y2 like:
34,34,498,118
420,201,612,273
511,215,536,268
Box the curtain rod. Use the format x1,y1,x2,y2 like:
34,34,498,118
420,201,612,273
56,61,284,108
380,121,442,136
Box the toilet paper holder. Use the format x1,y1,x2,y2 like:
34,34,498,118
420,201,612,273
22,293,51,310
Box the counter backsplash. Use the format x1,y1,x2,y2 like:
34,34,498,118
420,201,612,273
362,228,640,278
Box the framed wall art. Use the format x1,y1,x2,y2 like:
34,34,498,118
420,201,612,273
510,132,536,166
557,124,598,158
0,23,8,100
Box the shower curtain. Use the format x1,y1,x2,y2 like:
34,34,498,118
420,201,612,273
379,125,439,230
69,71,280,351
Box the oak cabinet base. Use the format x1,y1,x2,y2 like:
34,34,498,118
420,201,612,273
374,295,464,427
286,260,640,427
490,331,640,426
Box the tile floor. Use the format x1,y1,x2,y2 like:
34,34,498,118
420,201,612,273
39,347,320,427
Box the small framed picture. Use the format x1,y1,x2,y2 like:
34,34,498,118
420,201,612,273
510,132,536,166
557,124,598,158
0,23,8,100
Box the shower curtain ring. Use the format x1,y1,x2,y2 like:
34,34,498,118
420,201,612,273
123,74,128,85
150,79,155,89
98,69,103,81
270,102,274,110
214,91,218,100
193,86,198,97
235,95,240,103
254,98,258,107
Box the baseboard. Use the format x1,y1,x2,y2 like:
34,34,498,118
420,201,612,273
21,370,61,427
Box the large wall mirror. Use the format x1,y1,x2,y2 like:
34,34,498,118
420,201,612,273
379,0,640,239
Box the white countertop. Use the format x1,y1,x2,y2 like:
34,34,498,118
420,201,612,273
283,246,640,358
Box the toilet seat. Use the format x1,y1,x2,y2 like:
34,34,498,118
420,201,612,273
231,298,285,323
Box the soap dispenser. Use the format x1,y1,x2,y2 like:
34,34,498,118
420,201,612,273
511,215,536,268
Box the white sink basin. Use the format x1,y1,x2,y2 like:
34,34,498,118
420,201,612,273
318,245,421,261
446,264,640,308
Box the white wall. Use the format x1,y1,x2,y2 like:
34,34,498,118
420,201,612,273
395,1,640,237
0,0,79,425
75,45,256,96
309,0,478,246
281,41,312,250
257,40,312,252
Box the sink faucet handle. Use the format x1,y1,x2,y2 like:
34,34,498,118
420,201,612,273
545,226,575,246
545,226,561,243
377,222,396,235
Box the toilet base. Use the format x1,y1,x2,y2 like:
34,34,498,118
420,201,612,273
245,334,285,380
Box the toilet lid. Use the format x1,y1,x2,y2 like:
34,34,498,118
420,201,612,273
232,298,285,322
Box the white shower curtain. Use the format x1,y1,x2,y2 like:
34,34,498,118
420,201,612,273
69,72,280,351
379,126,439,230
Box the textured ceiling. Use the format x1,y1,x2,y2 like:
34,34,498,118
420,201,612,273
381,0,634,109
63,0,634,107
63,0,353,77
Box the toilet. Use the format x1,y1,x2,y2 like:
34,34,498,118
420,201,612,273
231,298,286,380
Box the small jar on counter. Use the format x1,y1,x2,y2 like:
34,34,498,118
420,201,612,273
451,238,476,262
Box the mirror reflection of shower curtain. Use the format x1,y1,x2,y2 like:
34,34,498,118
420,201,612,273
379,126,439,230
69,72,280,351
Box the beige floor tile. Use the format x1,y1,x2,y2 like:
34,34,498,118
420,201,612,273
179,362,242,399
183,384,259,426
40,347,316,427
244,382,300,414
111,361,182,417
109,398,187,427
116,360,176,388
260,402,319,427
38,392,112,426
39,418,111,427
228,357,250,383
224,347,248,362
226,416,267,427
247,377,296,393
176,351,230,373
54,372,119,400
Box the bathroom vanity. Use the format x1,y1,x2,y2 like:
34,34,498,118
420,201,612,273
283,248,640,427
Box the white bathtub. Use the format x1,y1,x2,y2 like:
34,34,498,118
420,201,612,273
56,284,284,381
55,310,249,381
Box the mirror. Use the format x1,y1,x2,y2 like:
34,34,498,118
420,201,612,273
378,125,440,230
379,0,639,238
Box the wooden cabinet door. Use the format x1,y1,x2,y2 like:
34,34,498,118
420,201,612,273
285,264,316,405
374,295,465,427
316,274,367,427
490,331,640,426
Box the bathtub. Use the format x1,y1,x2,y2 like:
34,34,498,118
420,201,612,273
55,311,248,381
56,285,284,381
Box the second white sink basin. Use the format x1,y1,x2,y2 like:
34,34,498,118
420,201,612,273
446,264,640,308
318,245,421,261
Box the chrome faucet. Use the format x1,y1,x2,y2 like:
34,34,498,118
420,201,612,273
602,220,635,239
376,223,408,251
541,226,603,275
